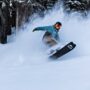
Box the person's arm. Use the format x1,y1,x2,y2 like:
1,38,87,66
33,26,51,32
56,34,60,41
52,31,60,41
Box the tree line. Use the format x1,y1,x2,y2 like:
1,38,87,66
0,0,90,44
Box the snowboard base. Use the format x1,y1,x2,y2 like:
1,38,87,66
49,42,76,59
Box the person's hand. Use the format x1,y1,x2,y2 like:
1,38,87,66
32,29,36,32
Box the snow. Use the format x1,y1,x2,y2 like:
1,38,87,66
0,56,90,90
0,7,90,90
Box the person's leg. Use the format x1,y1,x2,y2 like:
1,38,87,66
43,36,57,47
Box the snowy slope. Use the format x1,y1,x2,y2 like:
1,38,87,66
0,7,90,90
0,56,90,90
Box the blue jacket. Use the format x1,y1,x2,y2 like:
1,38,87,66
34,25,60,41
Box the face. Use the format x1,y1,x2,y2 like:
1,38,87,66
55,24,61,30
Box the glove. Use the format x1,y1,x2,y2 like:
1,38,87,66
32,29,36,32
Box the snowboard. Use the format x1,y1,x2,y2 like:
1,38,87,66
49,42,76,59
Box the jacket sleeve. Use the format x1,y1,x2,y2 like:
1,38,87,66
56,34,60,41
52,31,60,41
33,26,50,32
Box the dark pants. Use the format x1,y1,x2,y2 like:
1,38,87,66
43,32,57,47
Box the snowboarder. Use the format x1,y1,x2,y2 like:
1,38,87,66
33,22,62,47
33,22,76,59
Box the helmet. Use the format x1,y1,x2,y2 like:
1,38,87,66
54,22,62,30
55,22,62,26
